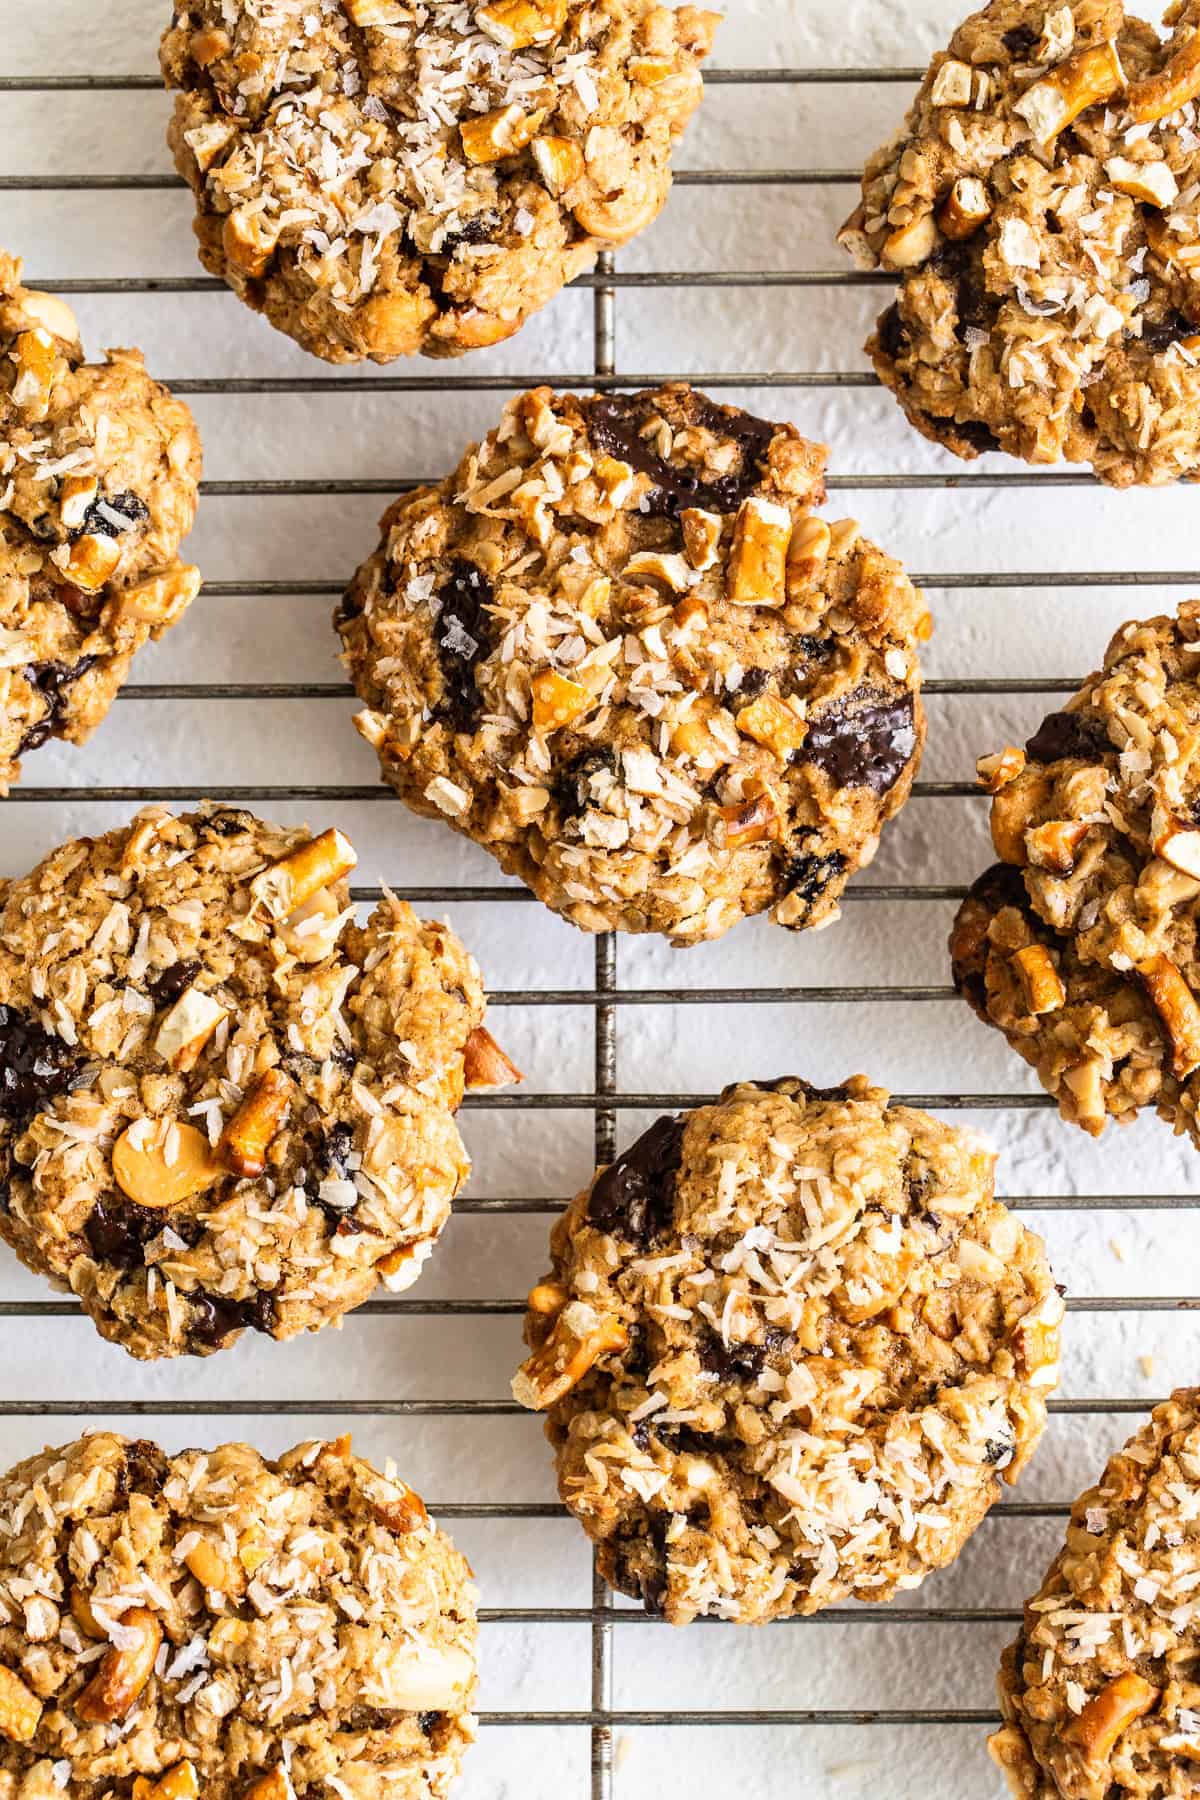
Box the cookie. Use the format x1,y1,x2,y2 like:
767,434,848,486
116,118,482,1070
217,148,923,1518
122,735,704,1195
950,600,1200,1145
990,1389,1200,1799
337,383,930,944
1,253,202,792
160,0,716,364
512,1075,1061,1624
0,1432,477,1799
0,804,519,1360
839,0,1200,486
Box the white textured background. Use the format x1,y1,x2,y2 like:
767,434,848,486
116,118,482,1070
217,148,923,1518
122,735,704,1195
5,1,1200,1793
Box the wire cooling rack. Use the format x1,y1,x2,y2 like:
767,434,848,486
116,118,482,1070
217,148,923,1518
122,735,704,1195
8,35,1200,1799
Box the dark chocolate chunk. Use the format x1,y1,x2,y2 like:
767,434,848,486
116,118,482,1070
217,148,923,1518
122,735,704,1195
877,301,910,362
148,960,202,1009
588,1114,686,1247
1001,23,1038,55
18,656,98,754
738,665,771,701
198,807,258,841
746,1077,852,1103
700,1324,791,1382
73,490,149,541
0,1004,81,1123
187,1288,278,1352
954,418,1002,453
310,1123,364,1234
1025,709,1111,764
778,849,846,909
798,689,917,794
1141,309,1196,353
609,1515,670,1614
586,393,776,518
418,1712,446,1737
434,560,493,734
85,1199,163,1270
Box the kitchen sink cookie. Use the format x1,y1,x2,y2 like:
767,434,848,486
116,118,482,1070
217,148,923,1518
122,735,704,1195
990,1388,1200,1799
160,0,717,364
337,384,930,944
1,253,202,791
951,600,1200,1145
838,0,1200,486
0,1432,477,1798
0,803,519,1360
512,1076,1061,1624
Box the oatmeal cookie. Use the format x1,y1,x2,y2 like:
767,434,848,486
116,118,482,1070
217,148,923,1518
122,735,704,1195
990,1389,1200,1799
337,384,930,944
950,600,1200,1145
0,1432,477,1799
839,0,1200,486
0,804,518,1360
160,0,716,364
1,253,202,792
512,1076,1061,1624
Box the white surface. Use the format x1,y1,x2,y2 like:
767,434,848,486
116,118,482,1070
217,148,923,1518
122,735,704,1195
3,2,1198,1795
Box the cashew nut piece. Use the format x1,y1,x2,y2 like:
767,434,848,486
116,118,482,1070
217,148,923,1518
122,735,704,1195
0,1666,42,1743
75,1607,162,1722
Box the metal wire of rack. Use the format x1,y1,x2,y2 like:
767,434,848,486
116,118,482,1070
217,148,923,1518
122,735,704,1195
5,46,1200,1786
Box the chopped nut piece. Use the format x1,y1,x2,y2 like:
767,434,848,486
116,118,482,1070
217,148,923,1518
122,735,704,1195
370,1481,429,1535
477,0,566,49
881,212,940,269
218,1069,292,1179
357,290,439,358
735,692,808,761
1064,1672,1158,1762
1155,817,1200,879
462,1025,523,1090
184,1535,245,1597
243,1773,290,1800
512,1308,629,1409
680,507,723,571
727,496,792,606
15,288,79,344
155,986,228,1072
342,0,404,23
10,327,57,412
937,176,991,241
373,1643,475,1711
251,828,358,922
189,28,230,66
720,791,781,848
930,59,974,106
111,1119,222,1210
1128,32,1200,122
527,1281,568,1315
977,747,1025,793
531,133,584,195
60,532,122,594
184,120,236,173
0,1666,41,1743
1012,944,1066,1016
75,1607,162,1722
531,667,594,733
59,475,99,532
1025,819,1089,874
222,207,280,278
278,888,345,963
114,565,202,627
624,550,696,593
1013,42,1125,143
460,104,544,164
786,517,832,594
1137,954,1200,1078
1013,1293,1064,1387
1105,156,1178,208
134,1765,199,1800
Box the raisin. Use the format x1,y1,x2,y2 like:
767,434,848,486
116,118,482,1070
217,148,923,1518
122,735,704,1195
147,960,201,1008
434,560,493,734
1002,23,1038,55
586,392,776,518
18,656,98,754
73,490,149,541
877,301,909,362
198,807,258,840
1025,709,1111,763
984,1437,1015,1468
117,1439,168,1499
955,419,1002,453
186,1289,278,1352
738,665,771,700
437,212,500,255
0,1004,81,1123
588,1115,685,1248
778,849,845,910
798,689,917,793
418,1712,446,1736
